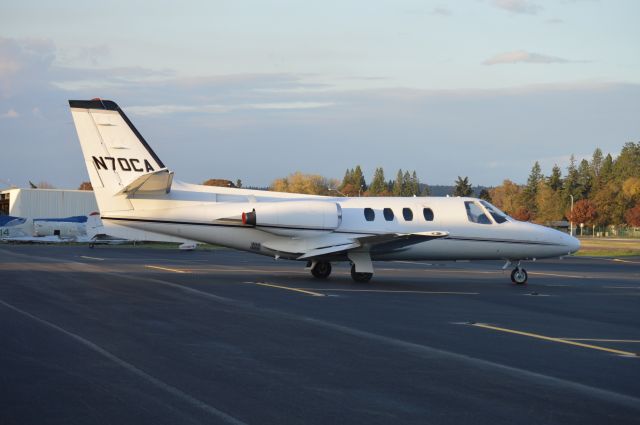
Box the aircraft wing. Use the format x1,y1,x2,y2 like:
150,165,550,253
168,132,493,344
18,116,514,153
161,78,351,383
262,230,449,260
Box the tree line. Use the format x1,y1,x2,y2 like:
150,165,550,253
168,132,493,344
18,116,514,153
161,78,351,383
267,142,640,228
488,143,640,228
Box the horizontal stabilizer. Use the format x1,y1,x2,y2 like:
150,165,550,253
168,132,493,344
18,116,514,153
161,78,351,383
115,169,174,196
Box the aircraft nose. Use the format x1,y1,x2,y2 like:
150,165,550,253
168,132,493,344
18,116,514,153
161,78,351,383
562,232,580,254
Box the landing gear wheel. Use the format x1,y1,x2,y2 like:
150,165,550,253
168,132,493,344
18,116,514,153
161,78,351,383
311,261,332,279
350,264,373,283
511,268,528,284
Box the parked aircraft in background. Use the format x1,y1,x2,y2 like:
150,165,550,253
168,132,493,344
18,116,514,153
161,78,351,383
69,99,580,284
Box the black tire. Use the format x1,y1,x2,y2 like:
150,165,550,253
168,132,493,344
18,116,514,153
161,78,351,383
350,264,373,283
311,261,332,279
511,268,528,284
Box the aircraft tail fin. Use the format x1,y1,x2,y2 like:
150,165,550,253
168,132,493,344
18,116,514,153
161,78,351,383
69,99,170,213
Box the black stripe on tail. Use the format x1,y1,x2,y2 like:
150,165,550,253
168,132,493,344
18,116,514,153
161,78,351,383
68,99,165,169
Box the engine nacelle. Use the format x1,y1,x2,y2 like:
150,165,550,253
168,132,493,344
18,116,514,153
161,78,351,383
244,201,341,236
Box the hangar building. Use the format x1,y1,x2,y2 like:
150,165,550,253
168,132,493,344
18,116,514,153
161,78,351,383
0,188,97,218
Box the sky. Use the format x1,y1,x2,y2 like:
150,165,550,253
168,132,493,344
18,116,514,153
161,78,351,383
1,0,639,189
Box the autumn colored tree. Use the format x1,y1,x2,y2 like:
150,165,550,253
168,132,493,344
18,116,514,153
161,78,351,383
534,182,564,224
511,207,531,222
567,199,597,226
625,204,640,227
622,177,640,201
203,179,236,187
271,172,331,195
78,181,93,191
489,180,523,216
591,182,625,226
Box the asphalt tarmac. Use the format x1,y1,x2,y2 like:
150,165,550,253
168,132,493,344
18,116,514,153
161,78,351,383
0,244,639,425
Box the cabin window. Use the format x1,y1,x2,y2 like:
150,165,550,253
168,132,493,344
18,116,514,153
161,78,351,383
465,201,491,224
402,208,413,221
480,201,509,224
423,208,434,221
364,208,375,221
383,208,394,221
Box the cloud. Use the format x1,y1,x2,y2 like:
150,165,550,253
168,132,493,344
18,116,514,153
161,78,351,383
546,18,564,24
127,102,335,116
431,7,452,16
0,37,56,98
483,50,572,65
1,108,19,118
493,0,542,15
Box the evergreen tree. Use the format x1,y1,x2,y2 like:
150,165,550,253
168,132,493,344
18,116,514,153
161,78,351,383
613,142,640,181
563,154,580,201
353,165,367,193
599,154,614,184
522,161,543,214
547,165,563,192
393,169,404,196
410,171,420,196
591,148,603,177
453,176,473,197
402,171,412,196
368,167,386,195
340,168,354,189
478,188,492,202
576,159,593,199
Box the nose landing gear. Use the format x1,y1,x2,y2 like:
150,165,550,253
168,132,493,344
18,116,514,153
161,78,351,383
503,260,528,284
510,267,528,284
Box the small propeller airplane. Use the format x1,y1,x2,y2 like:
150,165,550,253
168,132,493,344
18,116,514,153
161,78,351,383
69,99,580,284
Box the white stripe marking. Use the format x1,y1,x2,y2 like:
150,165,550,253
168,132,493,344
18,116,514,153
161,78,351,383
0,298,247,425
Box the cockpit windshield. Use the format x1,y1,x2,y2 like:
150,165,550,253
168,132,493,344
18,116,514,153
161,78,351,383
480,201,510,224
465,201,492,224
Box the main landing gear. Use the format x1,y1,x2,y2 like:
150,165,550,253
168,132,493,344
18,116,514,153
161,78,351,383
307,261,374,283
350,264,373,283
310,261,332,279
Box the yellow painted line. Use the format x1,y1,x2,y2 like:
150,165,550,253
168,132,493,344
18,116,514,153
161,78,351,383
80,255,104,261
528,272,586,279
145,265,190,274
182,267,309,275
560,338,640,343
612,258,640,264
471,323,637,357
250,282,325,297
302,288,478,295
604,286,640,289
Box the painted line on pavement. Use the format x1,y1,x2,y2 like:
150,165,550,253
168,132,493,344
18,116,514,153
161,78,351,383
559,338,640,343
145,265,190,274
471,323,637,357
302,288,478,295
246,282,325,297
529,272,587,279
80,255,105,261
612,258,640,264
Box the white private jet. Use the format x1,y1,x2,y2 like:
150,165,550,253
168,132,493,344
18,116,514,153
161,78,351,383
69,99,580,284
